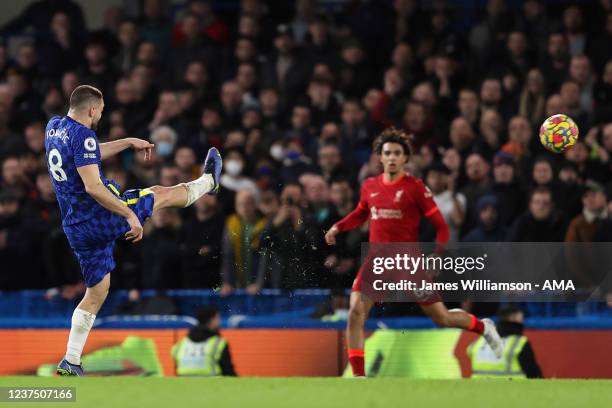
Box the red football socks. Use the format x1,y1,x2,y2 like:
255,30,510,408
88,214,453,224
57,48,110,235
467,314,485,334
348,348,365,377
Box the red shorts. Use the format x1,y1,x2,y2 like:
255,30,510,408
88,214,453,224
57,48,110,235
351,259,440,306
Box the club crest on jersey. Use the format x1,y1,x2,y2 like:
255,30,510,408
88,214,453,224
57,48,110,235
371,206,379,220
394,189,404,202
84,137,97,152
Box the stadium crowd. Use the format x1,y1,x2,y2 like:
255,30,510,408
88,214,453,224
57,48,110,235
0,0,611,301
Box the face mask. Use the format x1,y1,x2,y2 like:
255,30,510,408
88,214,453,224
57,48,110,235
156,141,173,157
225,159,244,176
270,144,285,161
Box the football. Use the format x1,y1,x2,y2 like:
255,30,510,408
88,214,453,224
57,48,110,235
539,114,579,154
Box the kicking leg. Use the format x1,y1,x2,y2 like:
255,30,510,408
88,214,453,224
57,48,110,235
420,301,503,357
58,273,110,376
347,291,374,377
150,147,222,211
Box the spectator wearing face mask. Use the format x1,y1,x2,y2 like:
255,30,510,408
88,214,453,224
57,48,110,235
218,147,259,215
278,137,317,183
150,125,178,161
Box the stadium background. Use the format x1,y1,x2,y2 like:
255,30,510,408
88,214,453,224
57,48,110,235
0,0,611,379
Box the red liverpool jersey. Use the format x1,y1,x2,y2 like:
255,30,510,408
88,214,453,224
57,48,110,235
335,173,440,243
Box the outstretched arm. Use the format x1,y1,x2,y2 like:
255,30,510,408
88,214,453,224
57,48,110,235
100,138,154,161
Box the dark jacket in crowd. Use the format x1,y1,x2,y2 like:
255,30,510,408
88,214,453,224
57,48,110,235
507,211,568,242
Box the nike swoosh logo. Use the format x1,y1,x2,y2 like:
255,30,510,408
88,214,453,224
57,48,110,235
370,192,380,197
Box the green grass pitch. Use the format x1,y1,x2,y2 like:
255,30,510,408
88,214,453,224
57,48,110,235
0,377,610,408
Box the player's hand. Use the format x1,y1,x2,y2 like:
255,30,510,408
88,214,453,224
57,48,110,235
325,225,339,246
130,138,155,161
125,213,144,243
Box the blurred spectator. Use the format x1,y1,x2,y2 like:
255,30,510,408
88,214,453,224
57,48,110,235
218,148,259,214
317,143,353,185
150,125,178,160
479,109,504,159
461,152,492,233
179,195,224,288
563,6,587,57
556,160,583,218
424,162,466,243
324,179,362,288
257,182,324,288
518,69,546,128
539,32,570,94
140,208,182,289
0,0,85,37
80,40,119,97
220,190,267,296
114,19,140,75
463,195,506,242
261,24,311,106
457,88,480,129
565,181,608,242
507,186,568,241
490,151,525,227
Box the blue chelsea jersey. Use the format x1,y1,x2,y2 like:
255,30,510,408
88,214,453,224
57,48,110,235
45,115,106,226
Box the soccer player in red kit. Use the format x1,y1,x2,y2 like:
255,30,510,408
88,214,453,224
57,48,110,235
325,128,503,377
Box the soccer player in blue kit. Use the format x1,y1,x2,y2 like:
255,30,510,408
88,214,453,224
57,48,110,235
46,85,222,376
